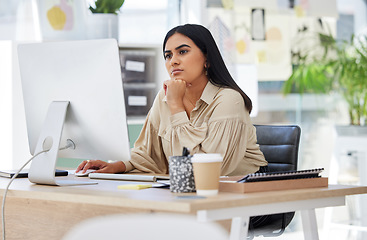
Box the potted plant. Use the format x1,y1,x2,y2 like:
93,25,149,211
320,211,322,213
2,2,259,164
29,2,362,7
283,27,367,126
86,0,125,40
89,0,125,14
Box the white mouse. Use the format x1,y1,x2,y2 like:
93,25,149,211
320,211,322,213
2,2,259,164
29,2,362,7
75,169,96,177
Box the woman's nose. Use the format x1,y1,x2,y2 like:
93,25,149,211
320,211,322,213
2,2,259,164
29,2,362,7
170,54,179,65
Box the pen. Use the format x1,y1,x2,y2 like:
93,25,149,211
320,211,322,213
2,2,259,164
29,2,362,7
182,147,190,156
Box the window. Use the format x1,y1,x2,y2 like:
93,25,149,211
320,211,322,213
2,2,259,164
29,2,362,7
118,0,176,45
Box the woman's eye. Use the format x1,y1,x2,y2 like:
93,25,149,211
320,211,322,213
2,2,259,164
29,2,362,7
179,50,188,55
164,54,172,60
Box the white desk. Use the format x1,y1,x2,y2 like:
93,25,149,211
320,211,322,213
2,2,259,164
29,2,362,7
1,175,367,240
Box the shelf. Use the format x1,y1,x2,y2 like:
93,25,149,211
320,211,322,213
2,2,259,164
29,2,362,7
119,43,161,49
127,116,146,125
123,82,157,89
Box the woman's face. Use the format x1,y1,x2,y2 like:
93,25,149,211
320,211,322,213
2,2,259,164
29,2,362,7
164,33,207,85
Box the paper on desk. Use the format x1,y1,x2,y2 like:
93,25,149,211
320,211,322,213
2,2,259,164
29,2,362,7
117,184,152,190
89,173,169,182
219,176,244,183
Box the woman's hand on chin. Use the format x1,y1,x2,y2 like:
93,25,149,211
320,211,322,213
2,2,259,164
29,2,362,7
164,79,186,114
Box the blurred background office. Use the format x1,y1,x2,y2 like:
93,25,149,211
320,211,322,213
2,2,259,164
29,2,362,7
1,0,366,239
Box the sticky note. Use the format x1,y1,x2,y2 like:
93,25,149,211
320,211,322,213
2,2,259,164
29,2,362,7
117,184,152,190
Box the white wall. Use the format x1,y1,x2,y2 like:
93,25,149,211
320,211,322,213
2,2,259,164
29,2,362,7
0,41,13,170
0,41,32,170
0,0,39,170
180,0,207,24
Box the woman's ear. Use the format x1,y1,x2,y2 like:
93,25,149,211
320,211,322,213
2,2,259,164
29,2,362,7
204,60,209,69
204,61,209,76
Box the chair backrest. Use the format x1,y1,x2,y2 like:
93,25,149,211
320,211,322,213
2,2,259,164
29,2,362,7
248,125,301,239
254,125,301,172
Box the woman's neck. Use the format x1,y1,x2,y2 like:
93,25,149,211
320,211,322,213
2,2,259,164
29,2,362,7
185,78,208,104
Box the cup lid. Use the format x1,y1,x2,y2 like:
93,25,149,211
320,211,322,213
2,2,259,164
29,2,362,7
191,153,223,163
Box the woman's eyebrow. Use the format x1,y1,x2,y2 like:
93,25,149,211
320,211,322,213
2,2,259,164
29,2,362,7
175,44,191,50
164,44,191,54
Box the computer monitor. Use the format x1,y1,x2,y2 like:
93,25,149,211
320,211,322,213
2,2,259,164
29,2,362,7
17,39,131,186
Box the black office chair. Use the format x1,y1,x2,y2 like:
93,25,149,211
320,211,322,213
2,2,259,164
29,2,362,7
248,124,301,239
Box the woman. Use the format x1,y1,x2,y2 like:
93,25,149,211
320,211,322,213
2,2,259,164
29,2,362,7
76,24,267,176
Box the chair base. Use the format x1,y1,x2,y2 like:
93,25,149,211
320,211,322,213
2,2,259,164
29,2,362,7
248,212,295,239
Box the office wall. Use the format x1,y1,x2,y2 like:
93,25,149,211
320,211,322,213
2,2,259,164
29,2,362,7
0,41,33,170
0,0,40,170
0,41,13,170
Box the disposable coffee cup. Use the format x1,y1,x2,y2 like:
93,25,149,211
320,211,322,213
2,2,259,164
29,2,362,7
169,155,196,193
191,153,223,196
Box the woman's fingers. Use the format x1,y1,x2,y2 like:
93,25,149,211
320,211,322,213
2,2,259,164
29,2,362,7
76,160,124,174
75,160,88,173
76,160,103,173
165,80,186,97
82,160,95,173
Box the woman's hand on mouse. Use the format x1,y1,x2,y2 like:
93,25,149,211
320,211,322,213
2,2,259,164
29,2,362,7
76,160,126,174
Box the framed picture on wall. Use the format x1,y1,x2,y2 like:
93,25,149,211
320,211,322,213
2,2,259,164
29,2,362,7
37,0,88,40
251,8,265,41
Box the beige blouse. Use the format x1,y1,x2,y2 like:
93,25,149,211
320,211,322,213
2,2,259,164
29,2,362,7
122,81,267,176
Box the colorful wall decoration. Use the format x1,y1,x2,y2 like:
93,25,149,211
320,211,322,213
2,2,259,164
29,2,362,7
206,1,336,81
37,0,87,40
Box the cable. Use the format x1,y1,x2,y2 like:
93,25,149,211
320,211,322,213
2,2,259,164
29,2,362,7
1,140,74,239
1,149,48,240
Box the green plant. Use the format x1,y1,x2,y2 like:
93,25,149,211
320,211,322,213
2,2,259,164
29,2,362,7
283,28,367,126
89,0,125,14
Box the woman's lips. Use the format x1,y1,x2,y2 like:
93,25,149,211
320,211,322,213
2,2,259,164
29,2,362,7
171,69,183,75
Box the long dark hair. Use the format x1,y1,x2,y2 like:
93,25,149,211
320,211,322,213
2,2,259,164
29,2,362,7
163,24,253,113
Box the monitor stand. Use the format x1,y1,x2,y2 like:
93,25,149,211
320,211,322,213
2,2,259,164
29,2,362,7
28,101,97,186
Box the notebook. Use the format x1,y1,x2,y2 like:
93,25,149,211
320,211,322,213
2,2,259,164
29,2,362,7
0,169,68,178
237,168,324,183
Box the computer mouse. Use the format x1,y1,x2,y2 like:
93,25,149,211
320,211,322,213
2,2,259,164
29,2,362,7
75,169,96,177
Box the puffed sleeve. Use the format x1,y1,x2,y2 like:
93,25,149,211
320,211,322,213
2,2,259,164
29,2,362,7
161,111,208,156
200,118,264,176
122,93,169,174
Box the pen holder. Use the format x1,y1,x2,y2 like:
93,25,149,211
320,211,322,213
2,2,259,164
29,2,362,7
169,155,196,193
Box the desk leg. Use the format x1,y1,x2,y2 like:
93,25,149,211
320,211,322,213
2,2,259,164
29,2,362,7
301,209,319,240
230,216,249,240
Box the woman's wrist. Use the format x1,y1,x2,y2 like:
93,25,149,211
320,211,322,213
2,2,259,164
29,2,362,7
110,161,126,173
168,102,185,115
